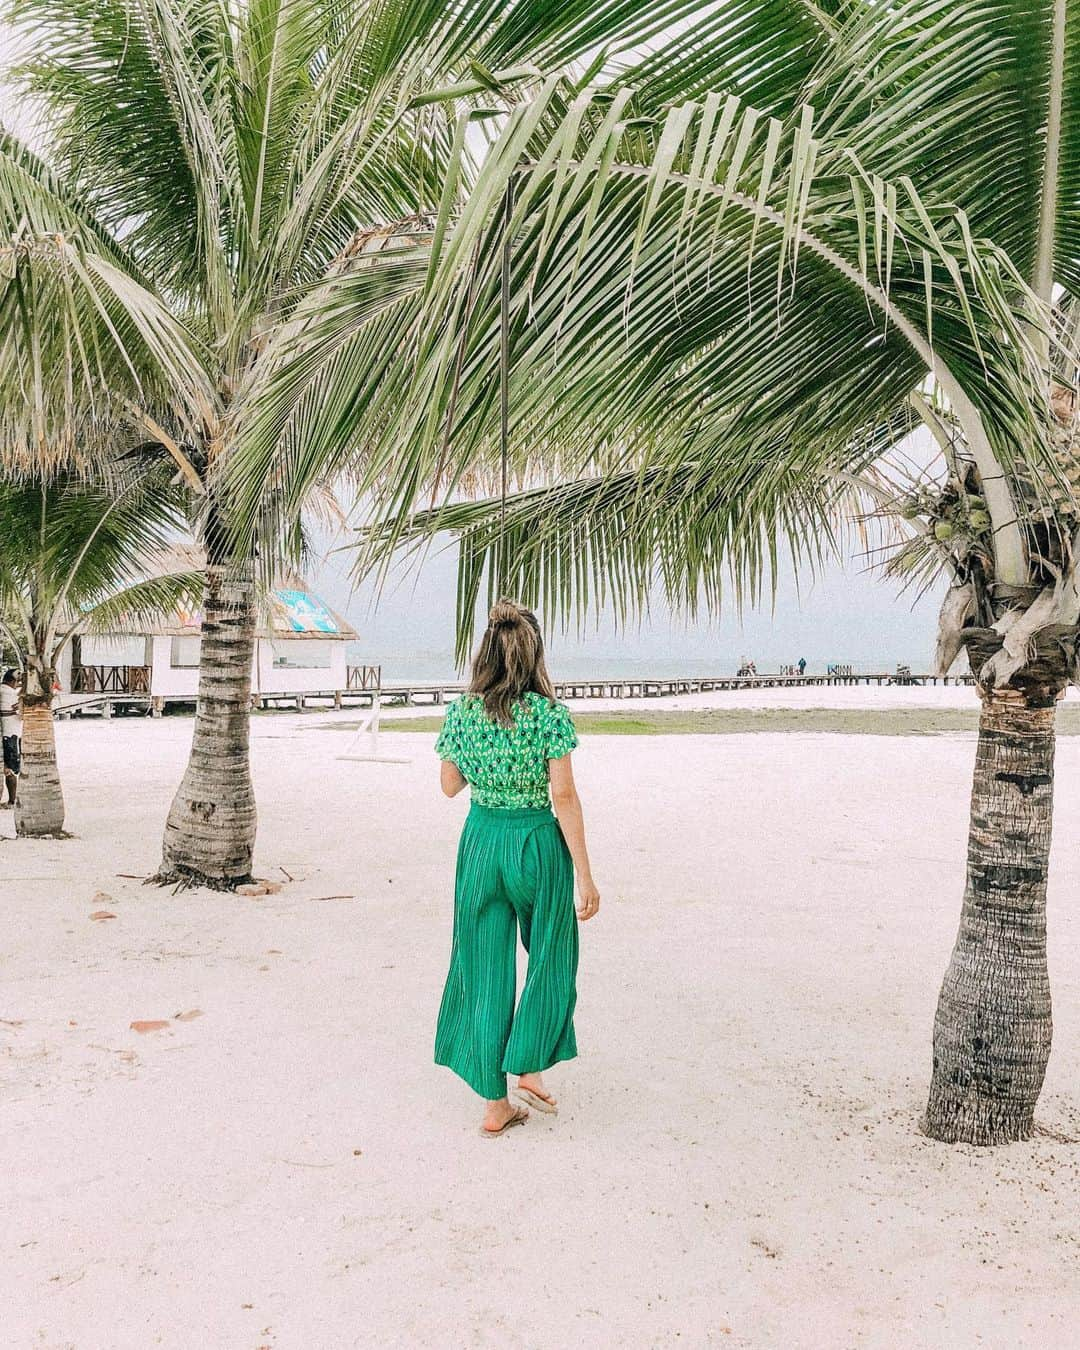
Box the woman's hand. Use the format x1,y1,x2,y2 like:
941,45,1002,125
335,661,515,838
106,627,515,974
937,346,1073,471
576,875,600,921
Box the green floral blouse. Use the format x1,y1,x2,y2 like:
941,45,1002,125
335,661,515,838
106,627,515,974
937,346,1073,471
435,691,579,809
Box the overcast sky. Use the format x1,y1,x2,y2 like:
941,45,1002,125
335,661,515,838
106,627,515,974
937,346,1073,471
0,23,946,678
317,520,945,679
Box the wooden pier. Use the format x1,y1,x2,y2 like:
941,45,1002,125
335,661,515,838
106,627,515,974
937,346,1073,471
54,665,975,717
375,670,975,707
55,664,385,718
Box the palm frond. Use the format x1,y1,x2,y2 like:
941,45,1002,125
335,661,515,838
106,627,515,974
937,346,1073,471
235,80,1060,596
7,0,239,308
802,0,1080,299
0,463,188,662
0,234,217,461
74,568,204,641
359,407,918,663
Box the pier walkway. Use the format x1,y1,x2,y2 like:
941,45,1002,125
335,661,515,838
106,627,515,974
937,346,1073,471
54,667,975,717
376,670,974,707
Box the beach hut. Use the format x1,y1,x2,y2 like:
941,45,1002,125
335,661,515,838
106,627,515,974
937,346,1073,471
55,546,363,713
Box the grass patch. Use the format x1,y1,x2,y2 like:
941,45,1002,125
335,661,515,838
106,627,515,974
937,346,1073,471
316,705,1080,737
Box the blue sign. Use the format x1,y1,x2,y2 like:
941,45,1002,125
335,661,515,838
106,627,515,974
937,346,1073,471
272,589,339,634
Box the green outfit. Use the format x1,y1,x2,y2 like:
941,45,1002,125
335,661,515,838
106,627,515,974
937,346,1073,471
435,693,580,1099
435,692,578,809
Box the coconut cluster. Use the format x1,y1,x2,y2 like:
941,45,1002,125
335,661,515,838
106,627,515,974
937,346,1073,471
899,483,991,547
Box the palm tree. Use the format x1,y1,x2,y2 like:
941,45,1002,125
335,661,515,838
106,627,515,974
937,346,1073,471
233,3,1080,1145
0,0,717,887
0,467,198,836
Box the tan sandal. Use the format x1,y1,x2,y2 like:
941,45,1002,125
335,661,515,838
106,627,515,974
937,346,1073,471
479,1106,528,1138
515,1086,558,1115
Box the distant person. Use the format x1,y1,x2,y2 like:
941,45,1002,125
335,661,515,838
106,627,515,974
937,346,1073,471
1,668,21,808
434,599,599,1137
798,657,807,676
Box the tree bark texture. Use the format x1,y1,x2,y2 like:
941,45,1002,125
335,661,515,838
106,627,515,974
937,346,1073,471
924,688,1056,1144
14,690,65,838
156,557,257,889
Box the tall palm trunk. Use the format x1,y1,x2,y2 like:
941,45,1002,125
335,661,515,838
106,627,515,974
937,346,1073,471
155,550,257,889
924,636,1064,1144
15,672,65,838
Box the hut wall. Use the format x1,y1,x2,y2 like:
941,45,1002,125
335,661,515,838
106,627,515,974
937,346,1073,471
56,629,351,700
56,644,73,693
80,636,150,666
149,635,200,698
255,637,347,693
56,636,151,694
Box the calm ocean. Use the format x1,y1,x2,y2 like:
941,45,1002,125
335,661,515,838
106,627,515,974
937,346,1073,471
346,645,899,683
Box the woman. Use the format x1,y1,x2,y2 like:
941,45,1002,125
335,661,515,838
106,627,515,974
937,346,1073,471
434,599,600,1137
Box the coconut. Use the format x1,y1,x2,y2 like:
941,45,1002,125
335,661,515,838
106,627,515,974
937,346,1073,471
899,499,921,520
933,519,955,542
968,509,992,533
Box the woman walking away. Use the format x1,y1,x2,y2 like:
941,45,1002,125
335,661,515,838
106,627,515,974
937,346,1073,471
435,599,600,1137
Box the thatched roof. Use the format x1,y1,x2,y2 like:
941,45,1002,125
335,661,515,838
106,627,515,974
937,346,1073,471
101,544,358,641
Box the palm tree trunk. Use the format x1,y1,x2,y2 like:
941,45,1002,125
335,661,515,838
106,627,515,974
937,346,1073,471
924,687,1056,1144
15,687,65,838
155,554,257,889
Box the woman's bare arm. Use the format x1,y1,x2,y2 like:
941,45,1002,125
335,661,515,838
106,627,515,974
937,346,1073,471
549,754,600,920
440,760,468,797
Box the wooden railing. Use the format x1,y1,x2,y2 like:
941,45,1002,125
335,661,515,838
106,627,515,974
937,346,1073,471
346,664,382,691
72,664,151,695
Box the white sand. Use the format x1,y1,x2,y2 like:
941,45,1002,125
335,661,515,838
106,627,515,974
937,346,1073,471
4,707,1080,1349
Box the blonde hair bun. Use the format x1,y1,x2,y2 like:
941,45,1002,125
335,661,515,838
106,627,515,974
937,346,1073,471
470,598,553,725
489,598,523,628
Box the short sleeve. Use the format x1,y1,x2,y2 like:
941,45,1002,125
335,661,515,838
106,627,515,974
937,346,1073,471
544,700,578,760
435,701,459,761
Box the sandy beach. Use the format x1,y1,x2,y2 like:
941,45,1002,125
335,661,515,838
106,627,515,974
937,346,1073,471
5,695,1080,1348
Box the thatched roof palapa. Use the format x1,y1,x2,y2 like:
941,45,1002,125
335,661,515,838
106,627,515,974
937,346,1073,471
99,545,358,642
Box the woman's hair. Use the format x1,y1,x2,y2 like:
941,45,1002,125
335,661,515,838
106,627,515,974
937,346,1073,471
468,598,555,726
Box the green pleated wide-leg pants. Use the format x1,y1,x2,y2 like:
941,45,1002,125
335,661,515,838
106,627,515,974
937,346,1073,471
435,804,579,1100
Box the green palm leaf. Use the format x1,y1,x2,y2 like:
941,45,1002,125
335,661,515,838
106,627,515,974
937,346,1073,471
361,408,917,664
235,77,1057,595
0,462,190,662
